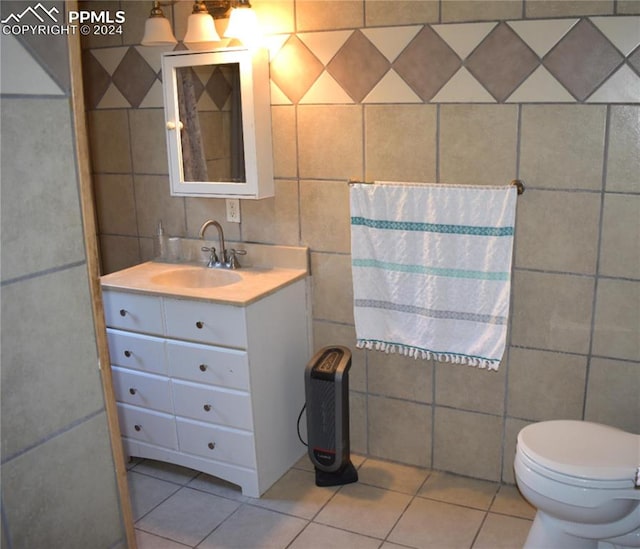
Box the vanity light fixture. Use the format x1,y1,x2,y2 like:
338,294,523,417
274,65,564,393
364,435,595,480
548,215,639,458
141,1,178,46
224,0,260,45
142,0,260,48
184,1,220,48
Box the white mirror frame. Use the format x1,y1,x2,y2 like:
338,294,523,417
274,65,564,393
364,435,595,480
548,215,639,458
162,47,274,199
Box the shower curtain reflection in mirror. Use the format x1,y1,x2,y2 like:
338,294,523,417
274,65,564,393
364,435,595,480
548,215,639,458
176,63,245,183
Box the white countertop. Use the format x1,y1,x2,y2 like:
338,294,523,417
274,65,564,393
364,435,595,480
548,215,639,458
100,242,309,306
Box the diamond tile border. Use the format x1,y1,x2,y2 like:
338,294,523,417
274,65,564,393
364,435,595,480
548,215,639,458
543,18,625,101
111,47,157,108
83,16,640,110
392,25,461,102
506,66,575,103
590,16,640,56
327,30,390,103
432,68,496,103
432,22,497,59
506,19,579,58
2,34,65,96
466,22,540,102
362,25,422,63
270,35,324,104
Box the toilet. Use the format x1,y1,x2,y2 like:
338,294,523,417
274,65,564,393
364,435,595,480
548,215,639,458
514,420,640,549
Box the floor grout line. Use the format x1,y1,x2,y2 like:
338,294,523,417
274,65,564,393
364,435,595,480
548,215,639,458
130,458,534,549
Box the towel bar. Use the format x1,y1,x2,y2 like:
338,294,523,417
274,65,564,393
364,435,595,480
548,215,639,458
511,179,525,195
348,179,525,196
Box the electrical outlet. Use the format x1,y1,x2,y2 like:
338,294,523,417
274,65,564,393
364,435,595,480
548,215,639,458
226,198,241,223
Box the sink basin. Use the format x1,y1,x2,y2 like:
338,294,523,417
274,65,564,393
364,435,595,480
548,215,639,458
101,249,309,305
150,267,242,288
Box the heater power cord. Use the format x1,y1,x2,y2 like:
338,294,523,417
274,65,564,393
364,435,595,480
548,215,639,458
297,403,307,447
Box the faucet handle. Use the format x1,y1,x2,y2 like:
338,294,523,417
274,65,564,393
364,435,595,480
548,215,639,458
227,249,247,270
201,246,219,267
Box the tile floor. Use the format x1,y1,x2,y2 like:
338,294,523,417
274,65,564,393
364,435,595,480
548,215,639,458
128,455,536,549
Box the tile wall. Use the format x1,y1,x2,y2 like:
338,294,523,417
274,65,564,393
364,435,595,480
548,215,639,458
82,0,639,483
0,2,125,547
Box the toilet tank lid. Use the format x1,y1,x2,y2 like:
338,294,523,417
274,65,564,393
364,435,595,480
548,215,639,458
518,420,639,481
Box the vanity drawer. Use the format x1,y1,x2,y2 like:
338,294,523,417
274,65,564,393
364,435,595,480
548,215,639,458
103,291,163,335
176,418,256,468
164,298,247,348
172,380,252,430
112,367,172,413
117,403,178,450
166,340,249,390
107,329,166,375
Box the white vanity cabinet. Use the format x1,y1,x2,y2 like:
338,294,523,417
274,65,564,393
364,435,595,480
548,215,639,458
102,280,308,497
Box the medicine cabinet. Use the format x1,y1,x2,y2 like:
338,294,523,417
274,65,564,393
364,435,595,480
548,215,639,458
162,48,274,199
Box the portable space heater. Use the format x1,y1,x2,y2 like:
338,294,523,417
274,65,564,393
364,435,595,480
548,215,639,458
304,346,358,487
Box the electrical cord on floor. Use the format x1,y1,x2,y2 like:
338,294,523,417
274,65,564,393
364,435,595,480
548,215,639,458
297,403,307,447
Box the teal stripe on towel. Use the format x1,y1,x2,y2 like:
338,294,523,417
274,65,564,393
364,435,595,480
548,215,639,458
351,217,514,237
352,258,510,281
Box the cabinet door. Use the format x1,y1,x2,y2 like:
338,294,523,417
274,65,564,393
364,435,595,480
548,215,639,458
176,418,256,469
162,48,274,199
112,367,173,414
108,329,167,375
166,340,249,390
164,298,247,348
172,380,252,431
117,403,178,450
103,291,163,335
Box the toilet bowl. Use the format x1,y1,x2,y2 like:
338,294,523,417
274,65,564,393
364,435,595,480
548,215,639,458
514,420,640,549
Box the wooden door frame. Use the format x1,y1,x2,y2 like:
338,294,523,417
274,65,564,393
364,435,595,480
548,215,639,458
67,2,137,547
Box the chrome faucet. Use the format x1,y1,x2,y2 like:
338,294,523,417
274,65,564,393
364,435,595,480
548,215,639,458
199,219,227,267
198,220,247,269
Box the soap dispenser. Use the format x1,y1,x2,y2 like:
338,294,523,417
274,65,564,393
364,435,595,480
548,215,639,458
154,220,168,260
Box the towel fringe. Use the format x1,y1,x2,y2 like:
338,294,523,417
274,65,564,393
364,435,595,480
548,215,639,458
356,339,500,371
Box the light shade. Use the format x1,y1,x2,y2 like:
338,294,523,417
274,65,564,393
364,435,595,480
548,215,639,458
223,6,260,46
141,5,177,46
184,12,221,48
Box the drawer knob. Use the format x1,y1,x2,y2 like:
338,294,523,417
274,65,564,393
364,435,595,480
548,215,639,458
196,321,204,329
134,424,142,432
203,404,212,412
199,364,207,372
124,350,132,358
129,388,137,395
119,309,127,317
207,442,216,450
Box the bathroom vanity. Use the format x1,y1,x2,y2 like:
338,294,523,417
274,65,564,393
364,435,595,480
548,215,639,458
100,245,309,497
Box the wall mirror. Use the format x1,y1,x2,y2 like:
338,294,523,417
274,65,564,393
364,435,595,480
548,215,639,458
162,48,274,199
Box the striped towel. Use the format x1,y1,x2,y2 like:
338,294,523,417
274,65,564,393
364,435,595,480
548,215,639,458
350,181,517,370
